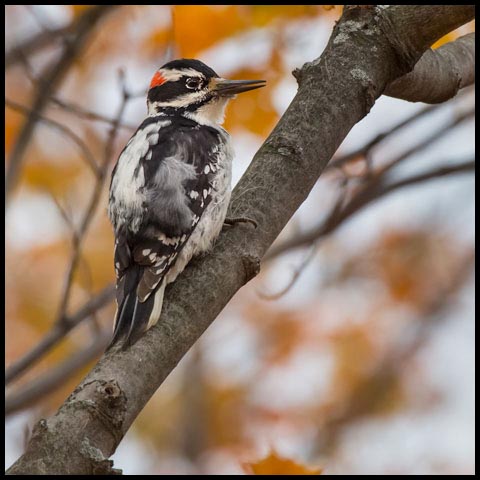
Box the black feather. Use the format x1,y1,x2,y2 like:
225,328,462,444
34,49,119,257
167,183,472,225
108,265,153,349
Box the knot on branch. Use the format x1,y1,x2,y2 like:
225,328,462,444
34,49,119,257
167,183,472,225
80,437,122,475
67,379,127,443
241,254,261,283
264,136,304,167
292,67,304,85
31,418,49,438
350,68,377,114
97,380,125,408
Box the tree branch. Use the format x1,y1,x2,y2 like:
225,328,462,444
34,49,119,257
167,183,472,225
5,99,100,177
6,24,69,69
328,85,473,171
266,104,474,261
385,33,475,103
50,96,137,131
5,285,115,385
5,5,118,204
5,75,130,388
266,158,474,262
5,332,110,417
6,5,475,475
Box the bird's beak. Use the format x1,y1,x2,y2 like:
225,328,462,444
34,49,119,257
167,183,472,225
213,78,266,96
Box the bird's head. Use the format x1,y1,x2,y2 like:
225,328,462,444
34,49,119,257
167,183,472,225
147,58,266,125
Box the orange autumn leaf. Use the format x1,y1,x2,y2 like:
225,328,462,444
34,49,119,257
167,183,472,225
243,450,323,475
247,5,321,27
173,5,247,58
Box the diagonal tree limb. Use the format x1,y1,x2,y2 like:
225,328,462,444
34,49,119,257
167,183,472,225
9,65,472,390
328,85,473,171
6,24,69,69
6,5,475,475
5,5,118,204
385,33,475,103
265,158,474,262
261,158,474,298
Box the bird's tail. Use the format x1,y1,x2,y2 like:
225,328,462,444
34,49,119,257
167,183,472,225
108,266,166,349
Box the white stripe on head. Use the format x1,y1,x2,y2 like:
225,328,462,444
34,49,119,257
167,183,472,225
149,89,210,110
158,68,206,83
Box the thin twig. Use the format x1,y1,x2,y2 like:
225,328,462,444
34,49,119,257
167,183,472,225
50,97,137,130
258,243,319,300
328,103,437,170
5,331,111,416
5,5,117,203
5,98,100,177
372,108,474,179
54,73,130,327
328,86,472,171
5,284,115,385
265,159,475,261
5,72,131,386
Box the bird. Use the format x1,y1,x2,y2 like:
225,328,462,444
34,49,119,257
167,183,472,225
108,58,266,348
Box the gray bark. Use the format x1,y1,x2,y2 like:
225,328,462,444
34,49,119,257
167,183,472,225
6,5,475,475
385,32,475,102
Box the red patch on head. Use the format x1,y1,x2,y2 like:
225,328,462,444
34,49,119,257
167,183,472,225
149,71,166,89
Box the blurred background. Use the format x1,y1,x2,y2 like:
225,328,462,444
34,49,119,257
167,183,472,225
5,5,475,475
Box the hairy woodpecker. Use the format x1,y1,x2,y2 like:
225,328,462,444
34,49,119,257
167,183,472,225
108,58,266,347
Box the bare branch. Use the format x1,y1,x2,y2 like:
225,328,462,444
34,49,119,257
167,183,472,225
328,85,474,172
5,331,110,416
5,5,118,203
5,284,115,385
266,106,474,261
385,33,475,103
50,97,137,130
54,73,130,329
266,158,474,261
5,72,130,389
5,99,100,177
329,103,438,171
258,243,319,300
374,108,474,176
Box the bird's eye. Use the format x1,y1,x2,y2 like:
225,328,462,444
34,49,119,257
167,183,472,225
186,78,201,89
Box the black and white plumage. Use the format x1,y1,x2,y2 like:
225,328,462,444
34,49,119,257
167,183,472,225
108,59,265,347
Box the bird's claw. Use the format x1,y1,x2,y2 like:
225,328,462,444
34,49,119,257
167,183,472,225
223,216,258,230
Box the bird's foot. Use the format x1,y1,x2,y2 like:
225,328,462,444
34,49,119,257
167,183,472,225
223,216,258,230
